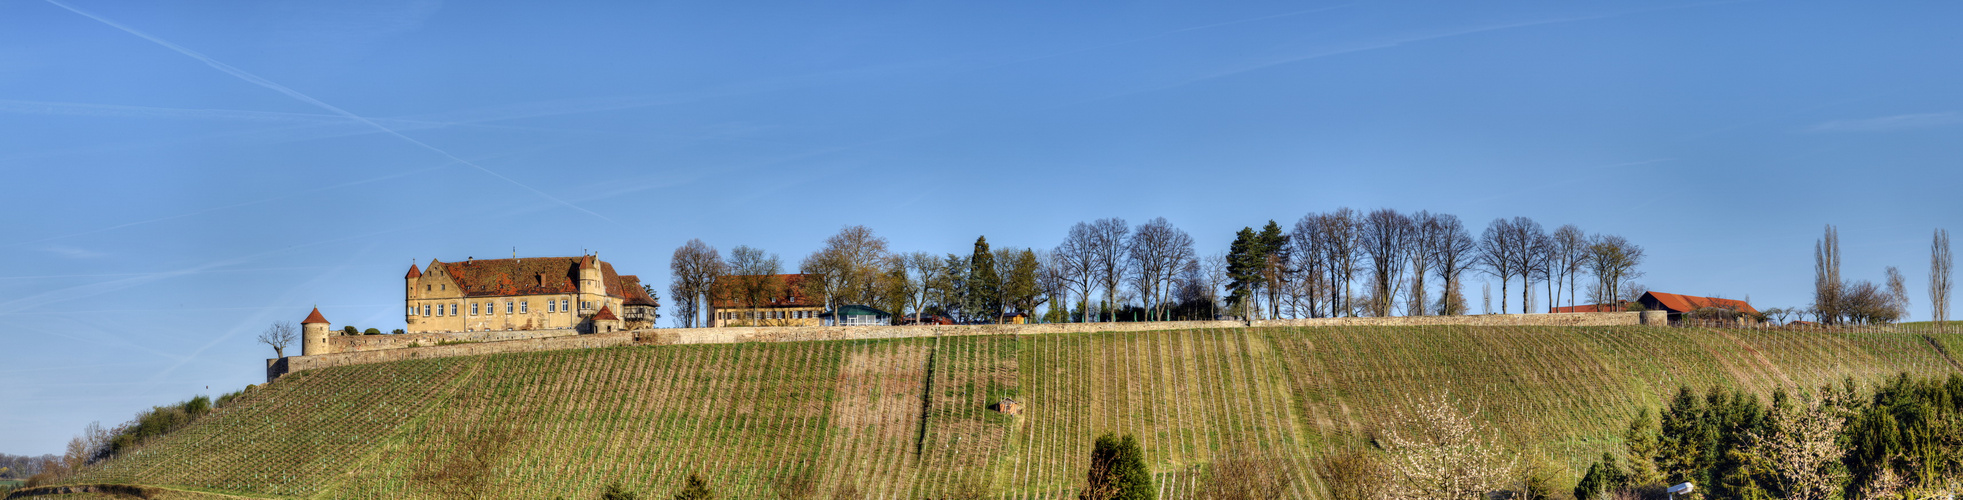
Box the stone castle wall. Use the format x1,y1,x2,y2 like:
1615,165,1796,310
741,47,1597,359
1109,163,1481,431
329,328,580,353
268,312,1643,381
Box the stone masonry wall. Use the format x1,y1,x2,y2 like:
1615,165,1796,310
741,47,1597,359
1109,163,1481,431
328,328,580,353
268,312,1642,381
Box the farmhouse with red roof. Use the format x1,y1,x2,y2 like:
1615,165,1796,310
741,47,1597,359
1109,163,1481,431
1637,291,1758,322
404,254,657,334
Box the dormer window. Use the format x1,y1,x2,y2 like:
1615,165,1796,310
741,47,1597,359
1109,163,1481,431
537,274,545,287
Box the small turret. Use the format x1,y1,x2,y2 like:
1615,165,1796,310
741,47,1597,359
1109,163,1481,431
301,307,333,356
405,262,422,324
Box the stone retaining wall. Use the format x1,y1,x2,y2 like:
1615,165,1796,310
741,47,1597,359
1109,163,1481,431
328,328,579,353
268,311,1642,381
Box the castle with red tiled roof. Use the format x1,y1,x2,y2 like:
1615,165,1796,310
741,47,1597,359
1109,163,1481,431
404,254,657,334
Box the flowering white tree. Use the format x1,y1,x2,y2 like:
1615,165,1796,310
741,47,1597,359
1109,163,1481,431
1379,394,1514,499
1751,391,1847,500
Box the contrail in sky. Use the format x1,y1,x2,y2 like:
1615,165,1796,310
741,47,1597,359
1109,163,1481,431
42,0,615,224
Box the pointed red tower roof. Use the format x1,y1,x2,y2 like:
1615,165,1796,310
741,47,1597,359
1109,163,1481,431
405,263,422,278
591,305,619,321
301,307,329,325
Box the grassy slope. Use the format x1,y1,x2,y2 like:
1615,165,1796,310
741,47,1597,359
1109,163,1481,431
69,326,1962,499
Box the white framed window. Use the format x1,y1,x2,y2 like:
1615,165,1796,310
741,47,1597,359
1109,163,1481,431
422,305,430,317
472,303,480,316
407,306,415,316
548,300,556,313
561,299,569,312
520,301,529,314
449,304,457,316
435,304,443,317
506,302,514,314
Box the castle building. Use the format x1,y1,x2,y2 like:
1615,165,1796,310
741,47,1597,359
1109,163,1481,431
405,254,657,334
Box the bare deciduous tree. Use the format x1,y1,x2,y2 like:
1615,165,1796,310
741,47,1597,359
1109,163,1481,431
1405,211,1442,317
799,225,890,316
723,245,784,326
1088,217,1131,322
1501,218,1550,314
1319,209,1362,317
1127,217,1195,321
904,252,945,324
258,321,297,358
1360,209,1413,317
1550,225,1588,311
1478,219,1520,314
1059,222,1101,323
669,239,724,328
1934,229,1952,327
1587,234,1645,308
1430,214,1477,316
1289,215,1326,318
1815,225,1843,324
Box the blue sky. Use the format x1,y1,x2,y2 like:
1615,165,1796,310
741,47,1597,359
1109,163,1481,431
3,0,1960,453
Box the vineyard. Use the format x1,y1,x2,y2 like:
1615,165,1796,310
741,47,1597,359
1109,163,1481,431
62,325,1962,499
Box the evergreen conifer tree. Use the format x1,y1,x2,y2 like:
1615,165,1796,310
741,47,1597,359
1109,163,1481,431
1081,433,1154,500
965,237,1000,322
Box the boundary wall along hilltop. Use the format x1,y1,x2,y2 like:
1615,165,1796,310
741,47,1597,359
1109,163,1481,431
266,311,1657,381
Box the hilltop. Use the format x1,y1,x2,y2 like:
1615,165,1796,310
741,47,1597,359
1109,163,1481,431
54,325,1963,499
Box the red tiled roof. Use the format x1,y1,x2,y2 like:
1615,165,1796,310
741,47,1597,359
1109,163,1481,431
405,264,422,278
301,307,329,325
711,274,820,308
1642,292,1760,315
618,275,658,306
591,305,619,321
1551,302,1626,313
428,256,633,299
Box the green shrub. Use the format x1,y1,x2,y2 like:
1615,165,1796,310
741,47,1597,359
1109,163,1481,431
183,395,210,416
343,326,359,335
672,474,713,500
391,328,405,334
435,339,479,346
1081,433,1152,500
600,482,637,500
364,328,382,335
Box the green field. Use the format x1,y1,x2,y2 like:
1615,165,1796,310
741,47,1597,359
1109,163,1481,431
64,325,1963,499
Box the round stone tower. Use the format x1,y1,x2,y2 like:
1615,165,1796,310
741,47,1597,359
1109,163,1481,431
301,307,333,356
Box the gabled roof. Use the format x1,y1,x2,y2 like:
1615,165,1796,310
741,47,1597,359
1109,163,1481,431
617,275,658,306
405,264,422,279
301,307,329,325
428,256,632,298
711,274,820,308
591,305,619,321
1641,292,1759,315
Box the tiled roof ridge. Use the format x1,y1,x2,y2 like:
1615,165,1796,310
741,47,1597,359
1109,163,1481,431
591,304,619,321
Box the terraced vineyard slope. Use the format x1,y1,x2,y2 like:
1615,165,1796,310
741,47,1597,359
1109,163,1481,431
66,325,1963,499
